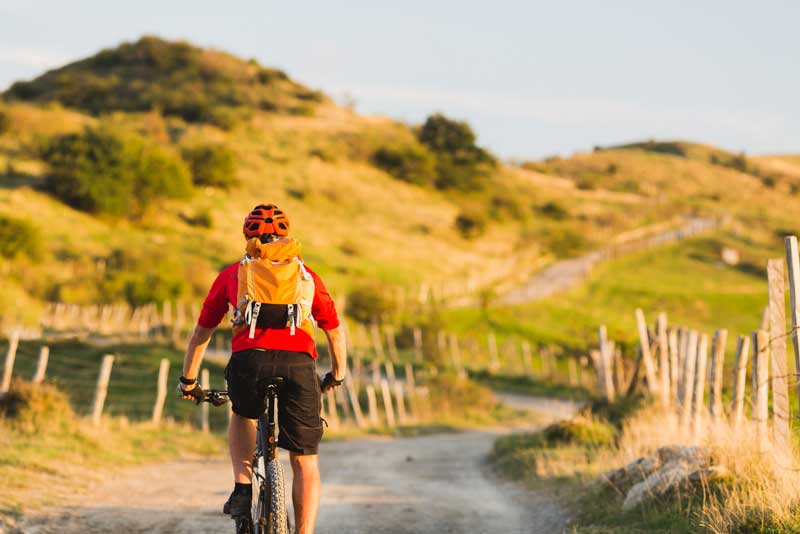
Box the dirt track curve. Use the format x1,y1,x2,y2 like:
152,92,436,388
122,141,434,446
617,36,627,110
500,217,718,305
16,396,581,534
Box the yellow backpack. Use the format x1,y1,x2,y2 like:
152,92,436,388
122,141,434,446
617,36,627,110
232,237,316,339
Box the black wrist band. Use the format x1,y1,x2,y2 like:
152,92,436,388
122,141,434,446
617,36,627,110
180,375,197,385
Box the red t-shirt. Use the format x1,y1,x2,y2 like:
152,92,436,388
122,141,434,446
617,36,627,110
197,261,339,358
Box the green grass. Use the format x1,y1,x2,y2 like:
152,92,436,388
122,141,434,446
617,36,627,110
5,339,229,429
471,370,592,400
445,231,777,353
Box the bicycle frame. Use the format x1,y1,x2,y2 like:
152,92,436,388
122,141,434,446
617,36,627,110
259,382,280,462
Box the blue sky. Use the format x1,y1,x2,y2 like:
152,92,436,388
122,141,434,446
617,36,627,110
1,0,797,159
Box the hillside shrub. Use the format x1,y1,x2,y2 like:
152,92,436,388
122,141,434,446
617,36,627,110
454,213,485,240
490,194,524,220
181,212,213,228
425,373,497,423
0,109,10,135
543,227,587,257
0,379,76,434
347,283,397,324
371,143,437,186
42,126,192,216
0,214,40,259
99,247,188,306
182,143,238,188
417,113,496,191
536,201,569,220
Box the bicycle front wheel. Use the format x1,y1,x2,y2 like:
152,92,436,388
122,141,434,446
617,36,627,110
252,453,266,534
266,458,289,534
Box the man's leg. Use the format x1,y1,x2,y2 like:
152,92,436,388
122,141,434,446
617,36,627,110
290,452,320,534
230,413,257,482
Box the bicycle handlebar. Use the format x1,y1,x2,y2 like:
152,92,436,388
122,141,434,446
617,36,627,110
194,388,229,406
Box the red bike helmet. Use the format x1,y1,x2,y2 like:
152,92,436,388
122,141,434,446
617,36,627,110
242,204,290,238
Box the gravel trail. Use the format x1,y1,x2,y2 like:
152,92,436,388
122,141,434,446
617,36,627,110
15,397,580,534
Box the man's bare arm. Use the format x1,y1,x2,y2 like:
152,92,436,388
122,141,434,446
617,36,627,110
323,326,347,381
181,325,215,387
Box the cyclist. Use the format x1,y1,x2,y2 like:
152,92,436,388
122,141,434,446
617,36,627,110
178,203,347,534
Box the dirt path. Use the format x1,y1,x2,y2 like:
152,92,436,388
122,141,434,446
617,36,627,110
15,397,580,534
500,217,718,305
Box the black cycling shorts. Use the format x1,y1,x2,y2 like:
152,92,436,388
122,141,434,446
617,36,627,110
225,349,323,455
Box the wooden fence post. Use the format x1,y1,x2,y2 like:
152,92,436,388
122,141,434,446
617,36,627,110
635,308,659,395
393,382,408,424
752,330,770,451
784,236,800,415
567,358,578,386
370,323,387,361
768,258,791,451
91,354,115,426
676,327,687,402
437,331,447,363
521,341,534,376
385,326,400,362
598,326,615,401
384,361,396,384
488,333,500,372
32,345,49,384
680,331,698,428
345,382,367,429
730,335,750,429
1,330,20,393
405,363,416,390
200,368,210,433
668,328,680,405
692,333,709,438
371,360,381,385
152,358,170,426
413,328,424,362
365,384,379,426
657,313,670,407
380,379,396,427
335,387,351,420
449,334,463,372
326,390,340,429
708,329,727,422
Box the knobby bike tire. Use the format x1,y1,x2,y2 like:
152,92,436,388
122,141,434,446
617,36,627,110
251,452,266,534
266,458,289,534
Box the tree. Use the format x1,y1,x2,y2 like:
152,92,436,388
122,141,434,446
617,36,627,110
182,143,238,188
42,125,192,216
417,113,496,191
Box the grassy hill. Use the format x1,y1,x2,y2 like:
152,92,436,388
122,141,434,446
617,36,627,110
0,36,798,339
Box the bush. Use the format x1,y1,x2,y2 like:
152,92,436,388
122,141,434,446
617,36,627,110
0,109,10,135
454,213,486,239
99,247,189,306
417,113,496,191
347,283,398,324
0,379,76,434
371,143,437,186
543,227,587,257
490,194,524,220
42,126,192,216
536,201,569,220
181,212,213,228
182,143,238,188
0,214,40,259
425,373,497,423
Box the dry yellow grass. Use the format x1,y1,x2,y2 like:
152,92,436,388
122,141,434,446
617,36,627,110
528,404,800,532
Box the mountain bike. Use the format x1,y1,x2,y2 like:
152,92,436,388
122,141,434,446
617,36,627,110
200,380,291,534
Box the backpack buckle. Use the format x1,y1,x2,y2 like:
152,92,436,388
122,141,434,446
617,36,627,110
249,302,261,339
288,304,296,335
